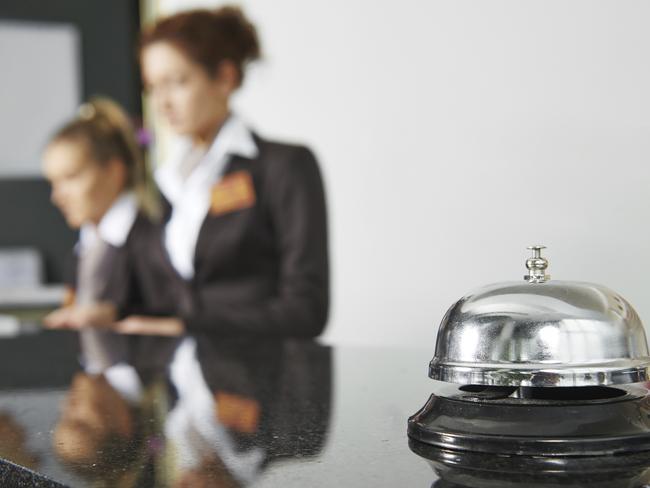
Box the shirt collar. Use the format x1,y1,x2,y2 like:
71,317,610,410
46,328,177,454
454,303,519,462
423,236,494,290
155,114,258,202
202,113,259,163
79,192,138,250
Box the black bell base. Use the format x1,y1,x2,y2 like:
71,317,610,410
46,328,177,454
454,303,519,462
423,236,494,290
408,383,650,456
410,438,650,488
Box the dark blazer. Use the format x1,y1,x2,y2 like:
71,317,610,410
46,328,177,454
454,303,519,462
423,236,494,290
64,214,148,316
63,214,151,368
131,135,329,338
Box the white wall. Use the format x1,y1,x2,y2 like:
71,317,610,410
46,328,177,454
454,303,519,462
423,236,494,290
157,0,650,346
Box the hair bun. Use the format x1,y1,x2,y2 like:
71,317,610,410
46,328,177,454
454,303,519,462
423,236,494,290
140,6,261,86
212,6,261,64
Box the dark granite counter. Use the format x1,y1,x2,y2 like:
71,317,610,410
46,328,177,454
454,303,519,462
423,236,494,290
0,329,434,487
1,328,650,487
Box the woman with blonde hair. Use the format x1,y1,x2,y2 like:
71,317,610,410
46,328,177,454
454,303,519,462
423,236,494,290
42,97,157,369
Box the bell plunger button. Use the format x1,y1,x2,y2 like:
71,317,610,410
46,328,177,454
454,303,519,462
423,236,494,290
525,245,550,283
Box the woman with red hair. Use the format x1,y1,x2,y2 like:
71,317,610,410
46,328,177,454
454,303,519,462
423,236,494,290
116,7,329,338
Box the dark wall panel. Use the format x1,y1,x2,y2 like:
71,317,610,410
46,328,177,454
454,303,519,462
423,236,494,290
0,0,142,116
0,180,76,283
0,0,142,282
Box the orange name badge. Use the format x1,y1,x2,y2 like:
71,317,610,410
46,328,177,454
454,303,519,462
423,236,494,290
215,391,261,434
210,170,256,216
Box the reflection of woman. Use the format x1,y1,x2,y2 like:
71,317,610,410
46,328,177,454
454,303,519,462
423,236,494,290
0,412,40,469
116,7,329,338
42,98,157,369
165,338,258,487
53,372,142,486
159,335,332,486
54,373,135,462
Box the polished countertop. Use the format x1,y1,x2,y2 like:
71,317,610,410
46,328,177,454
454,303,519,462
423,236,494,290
0,327,435,487
1,327,650,487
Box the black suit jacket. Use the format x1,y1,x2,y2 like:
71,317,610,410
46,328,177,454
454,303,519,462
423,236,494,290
64,215,147,317
131,135,329,338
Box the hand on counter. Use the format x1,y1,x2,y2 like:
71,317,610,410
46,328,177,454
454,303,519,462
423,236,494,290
44,305,185,336
43,302,118,330
114,316,185,336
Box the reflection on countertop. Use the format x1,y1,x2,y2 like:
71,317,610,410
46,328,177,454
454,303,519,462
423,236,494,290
4,326,650,487
48,333,332,487
0,327,436,487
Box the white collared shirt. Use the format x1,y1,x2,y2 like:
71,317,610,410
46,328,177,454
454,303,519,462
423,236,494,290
78,191,138,254
155,115,259,280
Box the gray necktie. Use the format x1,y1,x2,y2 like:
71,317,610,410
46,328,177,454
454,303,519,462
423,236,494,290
76,233,127,373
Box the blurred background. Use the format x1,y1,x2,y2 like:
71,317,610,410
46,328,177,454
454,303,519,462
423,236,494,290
1,0,649,346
